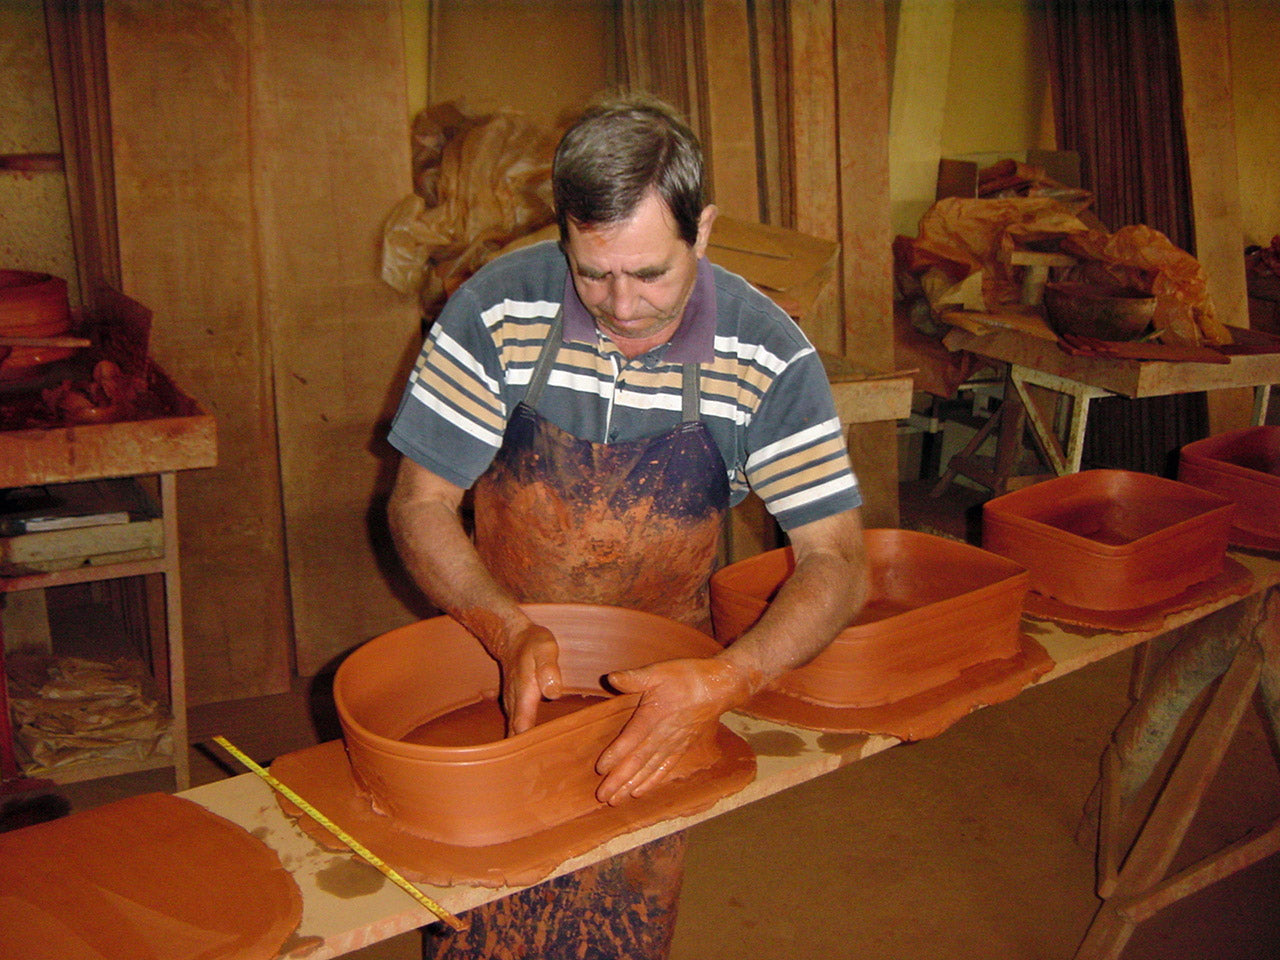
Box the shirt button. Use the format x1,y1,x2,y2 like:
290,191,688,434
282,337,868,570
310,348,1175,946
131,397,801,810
608,431,619,442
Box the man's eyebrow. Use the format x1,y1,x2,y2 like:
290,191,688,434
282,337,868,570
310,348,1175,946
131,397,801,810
575,263,670,279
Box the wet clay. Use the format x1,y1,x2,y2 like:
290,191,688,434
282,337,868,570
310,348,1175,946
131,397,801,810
332,604,757,855
0,792,302,960
403,695,606,748
270,733,755,889
1021,555,1255,631
983,469,1235,611
712,529,1030,709
738,632,1054,741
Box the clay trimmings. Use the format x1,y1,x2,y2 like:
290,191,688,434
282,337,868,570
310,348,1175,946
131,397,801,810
335,604,739,848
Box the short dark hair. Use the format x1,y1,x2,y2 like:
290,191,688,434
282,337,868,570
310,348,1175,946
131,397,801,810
553,94,705,246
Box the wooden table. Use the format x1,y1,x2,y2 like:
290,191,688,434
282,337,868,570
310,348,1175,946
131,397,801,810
180,550,1280,959
933,324,1280,491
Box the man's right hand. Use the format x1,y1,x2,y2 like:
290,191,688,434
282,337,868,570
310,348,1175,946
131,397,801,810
498,622,563,735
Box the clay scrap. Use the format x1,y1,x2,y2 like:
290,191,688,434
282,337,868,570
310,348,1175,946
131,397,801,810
0,792,302,960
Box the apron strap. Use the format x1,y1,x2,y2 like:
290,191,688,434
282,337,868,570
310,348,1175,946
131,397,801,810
524,306,702,423
681,362,700,423
524,308,564,408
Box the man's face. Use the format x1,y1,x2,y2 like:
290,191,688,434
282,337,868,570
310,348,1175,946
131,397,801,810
564,190,715,357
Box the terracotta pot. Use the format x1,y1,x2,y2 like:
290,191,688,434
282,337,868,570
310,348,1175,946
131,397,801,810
710,528,1029,708
0,270,73,380
334,603,727,848
1178,426,1280,542
982,469,1235,611
1043,281,1156,342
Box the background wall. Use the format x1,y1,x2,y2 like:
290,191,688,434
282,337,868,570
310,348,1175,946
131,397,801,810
3,0,1277,707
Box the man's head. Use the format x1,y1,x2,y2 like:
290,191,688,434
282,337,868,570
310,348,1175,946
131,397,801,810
553,94,705,246
553,96,718,358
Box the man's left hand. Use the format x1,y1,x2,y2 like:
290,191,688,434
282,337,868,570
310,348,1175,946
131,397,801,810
594,657,755,806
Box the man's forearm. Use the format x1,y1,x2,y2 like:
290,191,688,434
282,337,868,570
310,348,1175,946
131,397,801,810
387,475,529,659
715,514,869,700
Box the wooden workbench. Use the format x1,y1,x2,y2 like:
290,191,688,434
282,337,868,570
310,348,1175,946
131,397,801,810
934,324,1280,488
180,549,1280,959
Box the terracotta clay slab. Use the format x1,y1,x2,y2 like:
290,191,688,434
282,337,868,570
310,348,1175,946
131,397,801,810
983,469,1235,611
335,604,750,848
1178,425,1280,546
1021,555,1255,632
711,528,1030,708
270,734,756,889
0,792,302,960
733,633,1053,741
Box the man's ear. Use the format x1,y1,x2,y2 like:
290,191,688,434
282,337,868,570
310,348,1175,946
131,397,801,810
693,204,718,258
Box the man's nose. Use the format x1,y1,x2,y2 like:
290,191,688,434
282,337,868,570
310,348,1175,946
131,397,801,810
606,276,641,320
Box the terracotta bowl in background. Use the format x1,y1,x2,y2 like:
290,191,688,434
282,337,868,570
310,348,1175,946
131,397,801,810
982,469,1235,612
0,270,75,380
1178,426,1280,544
710,528,1029,708
1043,281,1156,342
334,604,727,848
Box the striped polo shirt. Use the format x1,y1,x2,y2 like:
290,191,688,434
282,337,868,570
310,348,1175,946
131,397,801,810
388,240,861,531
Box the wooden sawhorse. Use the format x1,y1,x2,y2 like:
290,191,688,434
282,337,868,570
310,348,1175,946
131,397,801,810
1074,587,1280,959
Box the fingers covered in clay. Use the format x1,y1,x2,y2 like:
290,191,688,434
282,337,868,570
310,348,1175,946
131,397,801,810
594,657,753,805
498,622,563,735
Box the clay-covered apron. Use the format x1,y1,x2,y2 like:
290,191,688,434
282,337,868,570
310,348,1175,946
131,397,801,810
426,312,727,960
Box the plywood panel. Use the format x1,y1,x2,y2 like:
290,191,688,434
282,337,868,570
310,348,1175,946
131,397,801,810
105,0,291,705
250,0,425,676
702,0,760,219
1175,0,1253,434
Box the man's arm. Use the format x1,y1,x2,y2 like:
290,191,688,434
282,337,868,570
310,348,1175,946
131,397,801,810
596,507,869,804
387,457,563,733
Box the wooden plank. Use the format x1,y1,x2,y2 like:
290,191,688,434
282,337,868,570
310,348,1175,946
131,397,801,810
835,0,894,373
250,0,423,676
701,0,760,220
105,0,292,705
1175,0,1254,434
889,0,957,231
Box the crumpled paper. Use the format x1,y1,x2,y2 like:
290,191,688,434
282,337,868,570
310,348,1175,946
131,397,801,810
895,195,1225,347
382,103,561,318
6,655,172,774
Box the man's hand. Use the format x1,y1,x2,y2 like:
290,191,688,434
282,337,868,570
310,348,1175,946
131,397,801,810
496,622,563,735
594,657,756,806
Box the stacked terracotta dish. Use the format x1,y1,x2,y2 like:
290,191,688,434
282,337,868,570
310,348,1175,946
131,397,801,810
982,469,1238,620
0,270,75,381
333,603,751,847
1178,426,1280,550
711,528,1031,714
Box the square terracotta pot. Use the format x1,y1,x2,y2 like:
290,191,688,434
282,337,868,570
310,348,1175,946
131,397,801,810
334,604,727,848
982,469,1235,611
709,528,1029,708
1178,426,1280,540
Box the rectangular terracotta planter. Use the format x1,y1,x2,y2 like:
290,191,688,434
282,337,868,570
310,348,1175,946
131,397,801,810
982,469,1235,611
1178,426,1280,540
710,529,1029,708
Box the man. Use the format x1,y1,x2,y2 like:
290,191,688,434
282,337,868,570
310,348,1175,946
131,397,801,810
387,94,868,959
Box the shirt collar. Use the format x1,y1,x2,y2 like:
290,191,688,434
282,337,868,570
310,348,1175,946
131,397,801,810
561,256,717,363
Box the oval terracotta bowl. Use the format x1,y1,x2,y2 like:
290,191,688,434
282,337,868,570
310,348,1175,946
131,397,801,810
1178,426,1280,543
334,603,725,848
710,528,1029,708
983,469,1235,611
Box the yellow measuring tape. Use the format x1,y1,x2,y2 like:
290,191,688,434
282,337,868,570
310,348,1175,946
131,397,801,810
212,736,466,931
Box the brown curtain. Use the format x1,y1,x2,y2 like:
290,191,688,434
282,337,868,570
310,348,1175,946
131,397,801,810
1044,0,1208,476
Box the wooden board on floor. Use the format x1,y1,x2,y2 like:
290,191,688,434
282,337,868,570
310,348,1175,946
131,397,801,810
105,0,292,705
1175,0,1255,434
250,1,424,676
